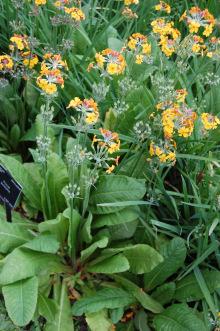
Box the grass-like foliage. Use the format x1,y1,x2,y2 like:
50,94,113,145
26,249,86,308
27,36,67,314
0,0,220,330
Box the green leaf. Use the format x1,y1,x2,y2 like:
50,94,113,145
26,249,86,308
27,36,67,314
108,37,123,51
81,237,109,262
103,244,163,274
38,294,58,322
123,244,163,274
86,309,113,331
112,275,163,314
45,282,74,331
0,247,67,285
90,175,146,214
144,237,186,290
109,220,138,240
23,234,60,254
0,220,32,253
0,154,42,210
174,269,220,302
153,304,206,331
72,288,133,316
63,208,81,262
87,254,130,274
93,207,139,228
2,276,38,327
152,283,176,305
41,153,68,219
134,310,150,331
38,213,69,246
81,213,93,244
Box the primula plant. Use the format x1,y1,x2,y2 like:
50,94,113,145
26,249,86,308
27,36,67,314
0,0,220,330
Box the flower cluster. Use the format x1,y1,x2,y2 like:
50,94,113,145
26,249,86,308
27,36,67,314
155,1,171,14
88,48,126,76
67,97,99,125
201,113,220,131
206,37,220,59
54,0,85,22
149,140,176,165
157,89,197,139
92,129,120,173
180,7,215,37
127,33,151,64
9,34,39,70
124,0,139,5
35,0,47,5
0,55,14,72
37,53,67,95
151,19,181,57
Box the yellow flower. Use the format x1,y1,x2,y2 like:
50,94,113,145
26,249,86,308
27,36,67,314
107,63,119,75
67,97,82,108
124,0,139,5
0,55,13,70
203,24,213,37
135,55,144,64
201,113,220,130
155,1,171,14
64,7,85,21
106,165,115,174
22,52,39,69
10,34,29,51
142,43,151,54
189,21,200,34
35,0,46,5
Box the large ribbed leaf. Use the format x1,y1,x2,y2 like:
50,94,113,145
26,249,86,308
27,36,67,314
113,275,163,314
0,247,67,285
87,254,130,274
72,288,133,316
0,220,32,253
102,244,163,274
154,304,206,331
89,175,146,214
2,276,38,327
45,282,74,331
144,237,186,290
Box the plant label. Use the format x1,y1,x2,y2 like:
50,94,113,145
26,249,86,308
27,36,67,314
0,164,22,209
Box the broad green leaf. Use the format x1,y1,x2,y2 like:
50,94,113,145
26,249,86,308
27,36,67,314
0,220,32,253
87,254,130,274
152,283,176,305
174,269,220,302
23,234,60,254
81,213,93,244
109,220,138,240
108,37,123,51
144,237,186,290
72,288,133,316
0,154,42,210
153,304,206,331
90,175,146,214
41,153,68,219
3,276,38,327
93,207,139,228
81,237,109,262
45,282,74,331
0,247,68,285
103,244,163,274
118,153,148,179
38,294,58,322
86,309,113,331
38,213,69,246
134,310,150,331
112,275,163,314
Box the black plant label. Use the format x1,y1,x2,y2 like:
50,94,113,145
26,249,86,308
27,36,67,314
0,164,22,209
